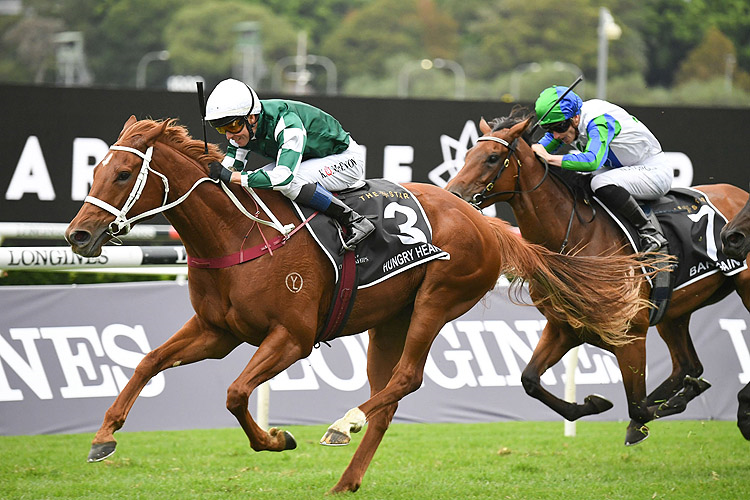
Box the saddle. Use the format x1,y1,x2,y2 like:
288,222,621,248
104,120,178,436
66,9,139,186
292,179,450,342
594,187,747,325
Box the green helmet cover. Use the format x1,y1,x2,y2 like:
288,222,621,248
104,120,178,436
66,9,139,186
534,86,583,126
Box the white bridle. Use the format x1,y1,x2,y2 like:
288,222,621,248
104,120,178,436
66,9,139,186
84,144,294,238
476,136,510,147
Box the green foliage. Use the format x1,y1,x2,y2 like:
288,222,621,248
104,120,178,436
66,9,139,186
243,0,368,47
83,0,187,86
164,1,298,88
320,0,459,83
1,0,750,106
2,421,749,499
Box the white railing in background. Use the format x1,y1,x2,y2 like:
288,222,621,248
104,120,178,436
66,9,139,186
0,222,179,245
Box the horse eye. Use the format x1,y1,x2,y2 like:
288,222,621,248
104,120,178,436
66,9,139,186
487,154,500,164
117,171,131,181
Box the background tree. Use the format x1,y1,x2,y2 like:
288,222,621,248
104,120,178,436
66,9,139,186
164,1,298,89
319,0,458,84
244,0,368,48
1,16,63,83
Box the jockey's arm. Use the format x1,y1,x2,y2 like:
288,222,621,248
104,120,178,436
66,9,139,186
239,111,307,190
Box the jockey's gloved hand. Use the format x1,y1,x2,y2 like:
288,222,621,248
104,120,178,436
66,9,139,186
209,161,233,185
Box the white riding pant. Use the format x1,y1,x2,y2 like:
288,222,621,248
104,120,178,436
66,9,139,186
262,139,366,200
589,152,674,201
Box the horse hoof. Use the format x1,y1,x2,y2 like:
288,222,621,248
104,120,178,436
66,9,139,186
684,375,711,394
624,422,649,446
584,394,614,414
320,429,351,446
88,441,117,462
282,430,297,450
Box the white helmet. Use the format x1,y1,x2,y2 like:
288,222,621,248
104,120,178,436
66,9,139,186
205,78,261,125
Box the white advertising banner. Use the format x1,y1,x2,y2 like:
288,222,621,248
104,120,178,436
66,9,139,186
1,280,749,435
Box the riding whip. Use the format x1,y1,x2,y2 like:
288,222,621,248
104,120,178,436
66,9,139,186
196,81,209,154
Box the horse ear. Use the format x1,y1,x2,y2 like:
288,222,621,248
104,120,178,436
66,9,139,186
510,117,533,138
118,115,138,139
479,117,492,134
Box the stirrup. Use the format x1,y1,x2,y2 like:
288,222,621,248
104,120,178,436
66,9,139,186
640,233,666,253
342,217,375,250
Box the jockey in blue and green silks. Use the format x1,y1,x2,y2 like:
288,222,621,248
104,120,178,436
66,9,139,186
205,78,374,251
532,85,672,253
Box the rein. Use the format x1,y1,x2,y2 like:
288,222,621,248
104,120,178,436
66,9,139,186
85,143,295,239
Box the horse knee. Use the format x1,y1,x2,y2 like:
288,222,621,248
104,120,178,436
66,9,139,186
390,370,422,397
521,370,541,397
226,386,249,415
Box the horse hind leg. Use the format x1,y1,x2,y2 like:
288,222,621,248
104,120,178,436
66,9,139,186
646,316,708,415
328,314,409,494
88,316,240,462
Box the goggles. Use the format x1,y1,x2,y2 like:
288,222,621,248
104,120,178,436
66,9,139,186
542,119,572,134
213,117,246,135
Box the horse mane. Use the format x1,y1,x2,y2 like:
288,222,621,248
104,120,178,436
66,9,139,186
488,107,593,198
123,118,225,166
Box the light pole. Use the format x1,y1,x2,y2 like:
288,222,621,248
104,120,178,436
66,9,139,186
596,7,621,99
271,31,338,95
136,50,170,89
509,62,541,101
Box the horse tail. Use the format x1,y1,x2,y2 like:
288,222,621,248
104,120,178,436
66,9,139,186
486,217,657,346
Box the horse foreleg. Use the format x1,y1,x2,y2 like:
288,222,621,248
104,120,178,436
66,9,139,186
225,324,310,453
647,316,708,415
329,319,408,494
88,315,240,462
520,323,612,421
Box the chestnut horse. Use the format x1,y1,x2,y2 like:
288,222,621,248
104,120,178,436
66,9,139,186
66,116,650,494
446,111,750,444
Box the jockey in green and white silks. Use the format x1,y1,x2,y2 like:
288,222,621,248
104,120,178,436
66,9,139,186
205,78,374,251
531,85,672,253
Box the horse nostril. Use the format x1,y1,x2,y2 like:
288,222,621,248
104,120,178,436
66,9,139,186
724,231,742,245
70,230,91,244
449,190,462,198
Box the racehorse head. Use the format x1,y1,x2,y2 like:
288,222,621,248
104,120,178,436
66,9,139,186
66,115,222,257
446,110,534,209
720,187,750,260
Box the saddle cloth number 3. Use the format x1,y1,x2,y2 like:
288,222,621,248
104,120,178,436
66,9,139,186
384,201,428,245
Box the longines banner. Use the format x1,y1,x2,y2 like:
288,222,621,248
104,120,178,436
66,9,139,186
1,281,749,435
0,84,747,227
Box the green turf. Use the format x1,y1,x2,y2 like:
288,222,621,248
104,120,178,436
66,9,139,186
2,421,748,499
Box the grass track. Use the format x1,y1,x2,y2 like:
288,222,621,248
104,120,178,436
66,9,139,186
2,420,749,499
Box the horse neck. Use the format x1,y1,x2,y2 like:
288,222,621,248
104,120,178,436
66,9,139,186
152,144,289,260
507,149,582,249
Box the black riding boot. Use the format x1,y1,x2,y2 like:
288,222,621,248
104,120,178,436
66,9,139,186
296,183,375,251
595,184,667,253
324,196,375,250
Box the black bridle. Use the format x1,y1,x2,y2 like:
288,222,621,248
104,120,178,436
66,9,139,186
469,135,550,208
